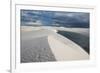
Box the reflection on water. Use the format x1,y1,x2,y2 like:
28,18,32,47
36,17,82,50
57,31,89,54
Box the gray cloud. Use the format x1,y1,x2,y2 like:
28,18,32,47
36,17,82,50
21,10,89,28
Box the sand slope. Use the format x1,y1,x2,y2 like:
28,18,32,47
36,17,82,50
48,35,89,61
21,26,89,62
21,36,56,63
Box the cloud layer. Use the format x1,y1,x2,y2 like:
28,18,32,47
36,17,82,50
21,10,90,28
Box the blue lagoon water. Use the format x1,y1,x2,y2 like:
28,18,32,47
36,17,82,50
57,30,89,54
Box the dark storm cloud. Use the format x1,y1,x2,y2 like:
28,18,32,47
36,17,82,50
21,10,89,28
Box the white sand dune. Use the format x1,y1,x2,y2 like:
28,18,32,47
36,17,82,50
48,35,89,61
21,26,89,62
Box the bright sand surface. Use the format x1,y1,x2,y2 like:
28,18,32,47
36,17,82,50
48,35,89,61
21,26,89,62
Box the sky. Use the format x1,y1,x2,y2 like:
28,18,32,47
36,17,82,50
21,9,90,28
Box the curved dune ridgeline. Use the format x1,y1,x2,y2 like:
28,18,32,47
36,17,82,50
21,26,89,63
57,31,89,54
